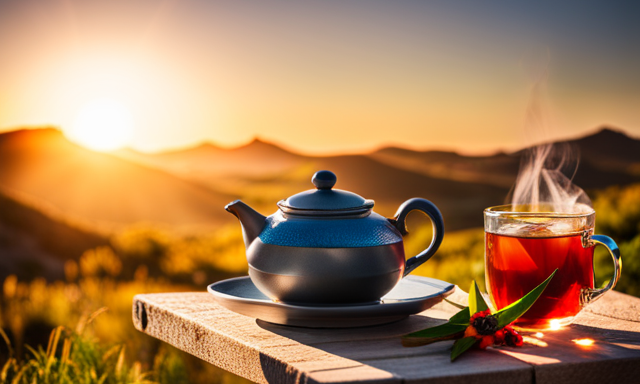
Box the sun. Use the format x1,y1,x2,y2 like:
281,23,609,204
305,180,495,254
67,99,134,151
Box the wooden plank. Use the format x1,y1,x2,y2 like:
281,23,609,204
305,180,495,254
583,290,640,323
259,343,397,383
305,366,398,384
360,352,533,384
133,293,270,383
133,288,640,384
133,293,399,383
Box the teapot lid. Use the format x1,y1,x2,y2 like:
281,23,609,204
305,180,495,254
277,170,374,216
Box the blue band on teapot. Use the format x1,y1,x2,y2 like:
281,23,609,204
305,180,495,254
258,211,403,248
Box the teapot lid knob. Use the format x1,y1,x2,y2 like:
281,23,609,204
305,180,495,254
312,170,336,190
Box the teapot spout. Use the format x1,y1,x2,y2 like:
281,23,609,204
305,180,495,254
225,200,266,248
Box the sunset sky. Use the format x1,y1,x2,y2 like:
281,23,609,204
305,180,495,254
0,0,638,154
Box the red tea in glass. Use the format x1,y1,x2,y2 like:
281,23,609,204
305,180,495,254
484,204,621,329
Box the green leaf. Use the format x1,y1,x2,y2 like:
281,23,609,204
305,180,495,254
469,281,489,315
451,337,479,362
494,269,558,328
402,322,467,347
448,307,471,325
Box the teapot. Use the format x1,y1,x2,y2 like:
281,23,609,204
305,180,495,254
225,170,444,305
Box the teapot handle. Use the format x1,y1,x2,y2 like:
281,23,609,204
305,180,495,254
391,198,445,277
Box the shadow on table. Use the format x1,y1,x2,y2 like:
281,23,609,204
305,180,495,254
257,316,640,383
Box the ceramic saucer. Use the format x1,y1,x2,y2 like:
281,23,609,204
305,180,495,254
207,275,455,328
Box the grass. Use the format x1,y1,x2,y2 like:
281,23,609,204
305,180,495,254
0,315,155,384
0,274,251,384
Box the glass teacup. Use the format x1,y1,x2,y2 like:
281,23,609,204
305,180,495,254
484,203,621,329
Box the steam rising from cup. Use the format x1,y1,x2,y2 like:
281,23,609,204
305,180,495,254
510,142,591,213
509,49,591,214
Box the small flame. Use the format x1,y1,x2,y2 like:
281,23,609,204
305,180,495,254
535,332,544,338
572,338,595,347
549,319,563,331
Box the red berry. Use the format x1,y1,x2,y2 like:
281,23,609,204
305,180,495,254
469,309,492,323
464,325,479,338
503,326,523,347
479,335,495,349
514,333,524,347
494,329,505,345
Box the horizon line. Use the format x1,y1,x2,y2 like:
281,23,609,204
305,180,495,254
0,124,633,158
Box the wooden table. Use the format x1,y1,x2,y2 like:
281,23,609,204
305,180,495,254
132,288,640,383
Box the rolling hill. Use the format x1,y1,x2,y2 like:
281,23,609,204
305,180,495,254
0,187,108,280
0,128,237,229
112,127,640,231
370,149,519,188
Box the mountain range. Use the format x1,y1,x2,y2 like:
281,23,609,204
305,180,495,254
1,126,639,278
115,127,640,226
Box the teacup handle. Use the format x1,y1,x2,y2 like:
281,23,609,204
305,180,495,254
391,198,445,277
581,234,622,306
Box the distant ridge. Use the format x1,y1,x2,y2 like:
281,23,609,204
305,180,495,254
568,127,640,164
371,127,640,190
119,126,637,158
114,136,305,180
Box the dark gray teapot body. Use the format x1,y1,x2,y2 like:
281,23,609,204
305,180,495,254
226,170,444,305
